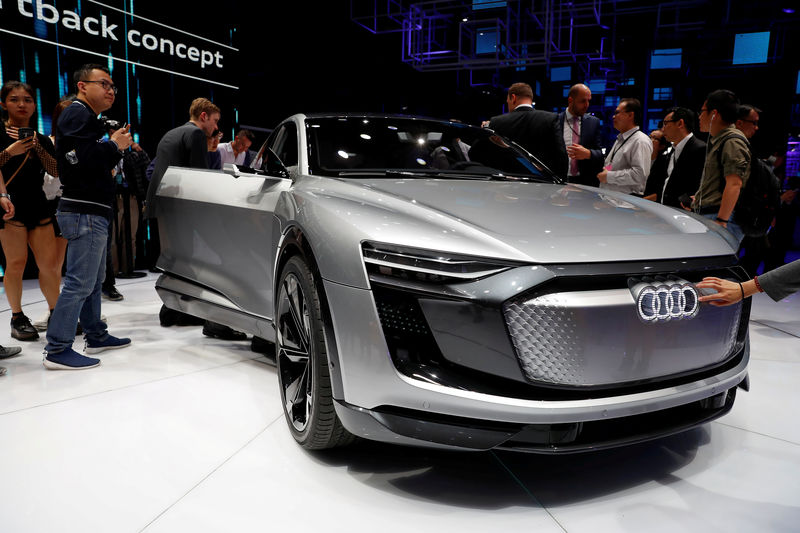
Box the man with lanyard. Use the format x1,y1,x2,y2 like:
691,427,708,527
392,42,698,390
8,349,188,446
44,64,133,370
691,89,750,244
558,83,604,187
597,98,652,195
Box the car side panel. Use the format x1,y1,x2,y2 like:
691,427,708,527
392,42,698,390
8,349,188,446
155,167,290,318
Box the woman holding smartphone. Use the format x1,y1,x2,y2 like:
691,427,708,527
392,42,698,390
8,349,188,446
0,81,61,341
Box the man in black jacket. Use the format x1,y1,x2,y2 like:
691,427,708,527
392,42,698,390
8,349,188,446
44,64,133,370
147,99,244,340
487,83,560,174
142,101,219,272
656,107,706,208
145,97,219,213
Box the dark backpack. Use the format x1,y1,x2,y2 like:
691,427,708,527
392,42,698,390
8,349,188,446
716,135,781,237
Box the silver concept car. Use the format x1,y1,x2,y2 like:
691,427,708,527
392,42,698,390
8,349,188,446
152,113,749,453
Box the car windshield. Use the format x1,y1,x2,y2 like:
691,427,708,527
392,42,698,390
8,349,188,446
305,116,557,182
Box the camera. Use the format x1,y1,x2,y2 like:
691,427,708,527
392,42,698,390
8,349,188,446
17,127,35,139
101,117,122,131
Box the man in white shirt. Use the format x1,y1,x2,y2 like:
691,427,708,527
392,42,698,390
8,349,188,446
597,98,652,195
217,129,255,166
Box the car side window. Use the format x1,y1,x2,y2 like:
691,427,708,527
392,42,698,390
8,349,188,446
272,122,298,167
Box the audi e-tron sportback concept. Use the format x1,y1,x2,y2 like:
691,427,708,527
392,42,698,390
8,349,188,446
151,113,749,453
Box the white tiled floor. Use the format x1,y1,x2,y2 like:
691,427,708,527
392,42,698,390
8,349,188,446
1,274,799,532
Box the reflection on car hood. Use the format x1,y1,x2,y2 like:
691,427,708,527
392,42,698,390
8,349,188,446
304,177,736,263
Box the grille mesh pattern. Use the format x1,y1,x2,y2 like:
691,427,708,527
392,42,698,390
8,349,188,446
504,294,586,385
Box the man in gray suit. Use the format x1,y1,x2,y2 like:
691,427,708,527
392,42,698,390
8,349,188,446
487,83,560,175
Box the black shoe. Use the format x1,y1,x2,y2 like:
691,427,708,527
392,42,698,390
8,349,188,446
160,305,205,327
102,286,124,301
250,336,275,356
202,321,247,341
76,321,83,336
11,314,39,341
0,345,22,359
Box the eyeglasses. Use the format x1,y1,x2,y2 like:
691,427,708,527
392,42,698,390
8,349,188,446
81,79,118,95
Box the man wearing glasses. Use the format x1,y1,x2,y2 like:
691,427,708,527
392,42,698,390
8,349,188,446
658,107,706,209
735,105,760,140
45,64,134,370
597,98,652,195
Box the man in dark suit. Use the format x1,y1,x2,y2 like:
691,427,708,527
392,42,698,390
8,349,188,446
556,84,605,187
144,97,219,275
146,98,243,340
658,107,706,209
146,97,219,212
487,83,560,174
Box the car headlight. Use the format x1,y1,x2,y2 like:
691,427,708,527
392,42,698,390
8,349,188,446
362,242,513,283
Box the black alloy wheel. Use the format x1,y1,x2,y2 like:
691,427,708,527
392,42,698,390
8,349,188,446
275,255,353,449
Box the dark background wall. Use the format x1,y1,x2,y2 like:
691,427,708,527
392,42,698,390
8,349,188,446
1,1,798,158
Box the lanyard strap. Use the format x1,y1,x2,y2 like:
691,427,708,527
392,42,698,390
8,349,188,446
609,130,635,164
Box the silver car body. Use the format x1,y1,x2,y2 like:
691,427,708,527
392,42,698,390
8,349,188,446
153,113,749,452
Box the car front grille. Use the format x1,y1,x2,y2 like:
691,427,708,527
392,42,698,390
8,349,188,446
504,286,743,387
371,259,748,398
505,295,586,385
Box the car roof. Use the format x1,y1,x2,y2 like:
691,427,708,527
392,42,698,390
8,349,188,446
300,112,474,127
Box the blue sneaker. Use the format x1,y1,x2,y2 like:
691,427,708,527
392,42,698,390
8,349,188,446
85,335,132,354
43,348,101,370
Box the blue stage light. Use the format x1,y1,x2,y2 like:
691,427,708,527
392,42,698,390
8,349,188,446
472,0,507,10
551,66,571,82
476,30,498,54
651,49,682,69
733,32,770,65
587,79,606,94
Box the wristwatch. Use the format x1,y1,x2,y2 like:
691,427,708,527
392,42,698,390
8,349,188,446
0,193,11,200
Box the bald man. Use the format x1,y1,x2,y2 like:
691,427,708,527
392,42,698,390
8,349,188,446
556,84,605,187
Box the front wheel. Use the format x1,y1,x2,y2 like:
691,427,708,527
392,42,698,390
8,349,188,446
275,255,354,449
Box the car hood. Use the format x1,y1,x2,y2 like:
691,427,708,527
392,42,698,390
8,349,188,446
301,177,736,264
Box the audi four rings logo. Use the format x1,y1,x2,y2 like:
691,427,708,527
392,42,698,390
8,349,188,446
629,277,700,323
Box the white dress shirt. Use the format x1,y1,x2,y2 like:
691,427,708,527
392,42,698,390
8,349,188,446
602,126,653,195
217,142,247,166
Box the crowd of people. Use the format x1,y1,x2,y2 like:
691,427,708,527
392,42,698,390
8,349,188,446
0,64,262,374
487,82,798,270
0,67,797,374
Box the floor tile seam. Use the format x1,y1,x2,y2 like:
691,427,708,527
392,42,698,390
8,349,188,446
489,451,568,532
0,354,265,417
713,419,800,448
138,412,285,533
750,319,800,340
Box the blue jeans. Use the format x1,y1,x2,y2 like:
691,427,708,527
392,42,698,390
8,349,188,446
702,213,744,245
45,213,110,354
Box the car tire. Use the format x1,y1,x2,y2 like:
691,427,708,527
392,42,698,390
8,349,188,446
276,255,354,449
